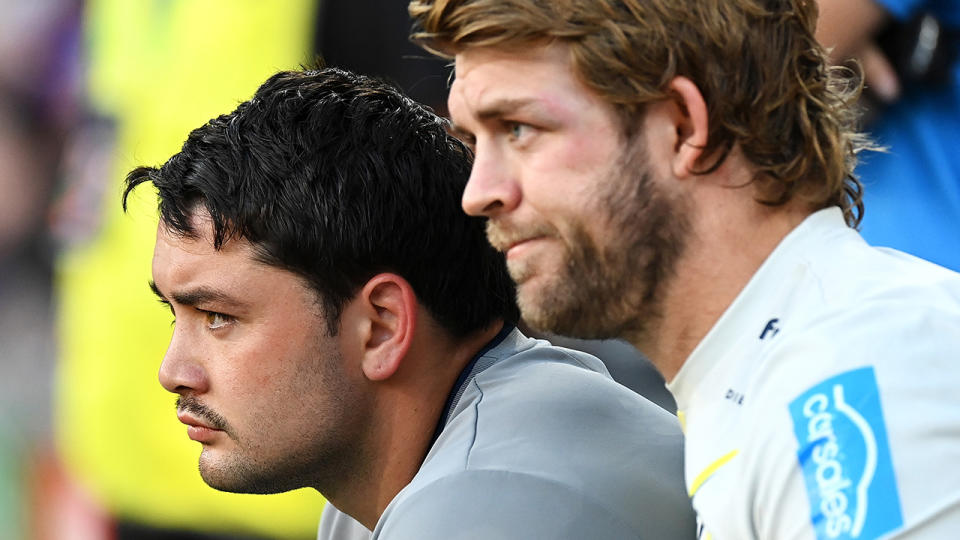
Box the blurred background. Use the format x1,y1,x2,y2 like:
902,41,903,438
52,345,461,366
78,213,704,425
0,0,954,539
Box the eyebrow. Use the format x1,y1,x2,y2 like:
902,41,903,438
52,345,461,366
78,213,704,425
474,97,542,121
149,280,247,310
450,97,549,138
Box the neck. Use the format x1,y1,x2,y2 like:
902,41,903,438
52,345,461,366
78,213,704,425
631,178,811,381
326,319,505,529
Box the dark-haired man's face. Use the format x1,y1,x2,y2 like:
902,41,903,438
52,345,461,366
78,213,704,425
448,44,690,341
151,213,372,494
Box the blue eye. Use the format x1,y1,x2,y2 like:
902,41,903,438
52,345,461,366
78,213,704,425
509,123,527,139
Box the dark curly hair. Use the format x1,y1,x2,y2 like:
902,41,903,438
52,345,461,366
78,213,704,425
124,67,518,336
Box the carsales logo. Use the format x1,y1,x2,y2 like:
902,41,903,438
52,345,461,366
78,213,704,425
789,367,903,540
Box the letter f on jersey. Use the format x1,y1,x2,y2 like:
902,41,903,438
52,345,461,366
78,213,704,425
760,318,780,340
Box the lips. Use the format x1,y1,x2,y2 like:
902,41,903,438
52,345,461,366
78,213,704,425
177,411,223,443
486,220,553,253
177,411,213,429
487,232,522,253
504,236,545,258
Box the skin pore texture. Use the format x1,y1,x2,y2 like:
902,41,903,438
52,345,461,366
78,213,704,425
151,212,500,529
449,44,811,379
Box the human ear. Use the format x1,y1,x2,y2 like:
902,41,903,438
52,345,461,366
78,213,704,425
355,273,418,382
665,76,709,179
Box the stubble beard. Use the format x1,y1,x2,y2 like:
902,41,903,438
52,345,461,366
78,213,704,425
499,145,691,342
195,348,374,497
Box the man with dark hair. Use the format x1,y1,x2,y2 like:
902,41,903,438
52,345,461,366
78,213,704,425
410,0,960,538
123,68,694,539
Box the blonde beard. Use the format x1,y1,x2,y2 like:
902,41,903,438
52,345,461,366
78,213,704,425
482,145,690,341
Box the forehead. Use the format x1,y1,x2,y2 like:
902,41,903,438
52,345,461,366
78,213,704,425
154,220,243,290
151,216,314,307
152,214,252,271
449,43,605,123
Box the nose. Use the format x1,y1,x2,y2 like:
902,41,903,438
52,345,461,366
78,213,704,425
158,327,209,394
461,142,522,218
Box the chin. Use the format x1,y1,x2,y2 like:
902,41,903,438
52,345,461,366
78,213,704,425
517,280,578,335
200,469,293,495
518,278,632,340
198,453,285,495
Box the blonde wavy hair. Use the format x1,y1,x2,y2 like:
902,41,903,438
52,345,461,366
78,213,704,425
410,0,874,226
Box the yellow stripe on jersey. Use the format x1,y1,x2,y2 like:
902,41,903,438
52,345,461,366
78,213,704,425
689,449,739,497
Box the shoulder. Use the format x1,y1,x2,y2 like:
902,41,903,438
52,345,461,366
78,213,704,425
474,334,669,421
757,286,960,394
691,219,960,537
800,232,960,316
748,281,960,456
375,469,687,540
418,337,694,537
739,295,960,537
758,234,960,388
467,337,686,468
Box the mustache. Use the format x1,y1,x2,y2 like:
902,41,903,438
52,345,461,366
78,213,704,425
485,219,559,252
176,396,229,431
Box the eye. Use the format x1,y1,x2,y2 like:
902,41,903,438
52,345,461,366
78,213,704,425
203,311,233,330
506,122,534,143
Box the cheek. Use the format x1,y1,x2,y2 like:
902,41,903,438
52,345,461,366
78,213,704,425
216,361,271,402
213,336,296,395
527,136,619,204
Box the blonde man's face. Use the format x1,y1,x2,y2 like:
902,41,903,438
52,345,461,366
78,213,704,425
448,44,690,339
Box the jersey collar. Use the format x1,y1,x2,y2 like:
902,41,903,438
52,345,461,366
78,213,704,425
428,322,516,447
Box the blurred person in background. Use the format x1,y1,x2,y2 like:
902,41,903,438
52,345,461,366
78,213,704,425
0,78,61,540
0,85,60,540
0,91,58,430
817,0,959,270
51,1,325,538
0,0,81,538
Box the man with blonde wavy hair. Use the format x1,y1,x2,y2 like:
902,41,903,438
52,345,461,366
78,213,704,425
410,0,960,538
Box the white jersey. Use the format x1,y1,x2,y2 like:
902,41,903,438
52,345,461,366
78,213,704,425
667,208,960,540
319,327,696,539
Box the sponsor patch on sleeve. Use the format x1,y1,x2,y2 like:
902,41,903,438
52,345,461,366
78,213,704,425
789,367,903,539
